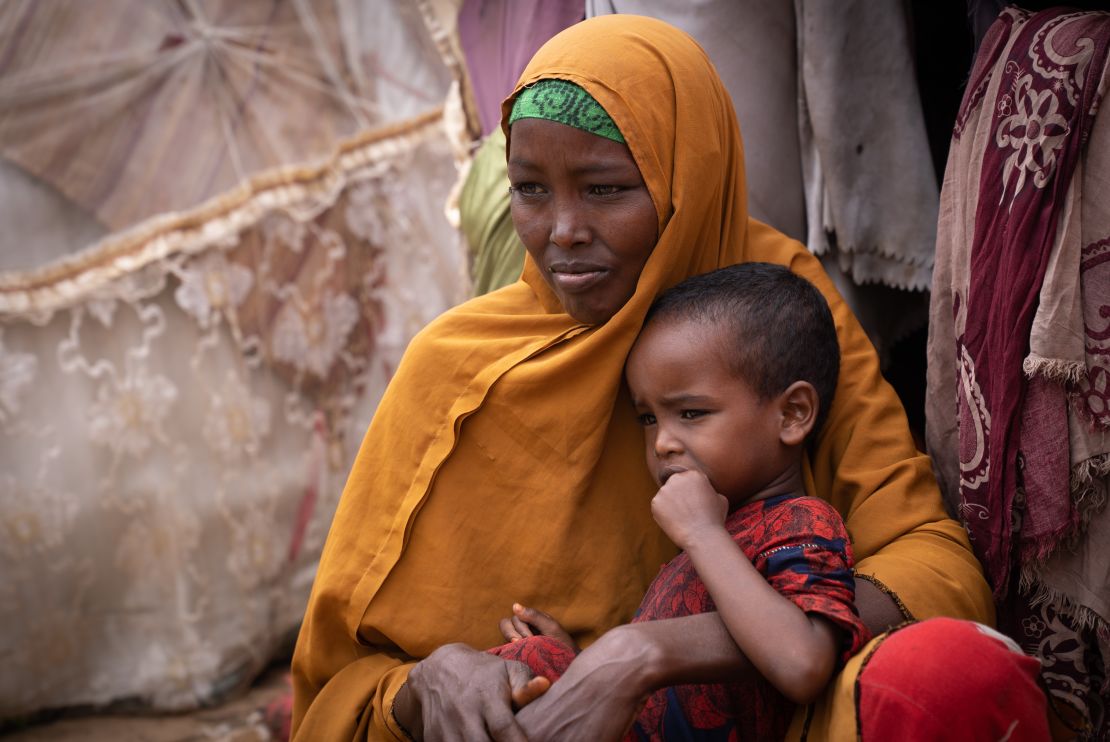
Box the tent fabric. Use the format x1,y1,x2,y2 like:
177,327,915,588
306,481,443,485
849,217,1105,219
0,0,451,234
0,0,469,719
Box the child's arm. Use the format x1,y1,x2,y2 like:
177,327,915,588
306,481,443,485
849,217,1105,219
651,471,840,705
498,603,581,653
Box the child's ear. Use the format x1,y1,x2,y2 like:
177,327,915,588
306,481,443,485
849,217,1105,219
778,381,818,447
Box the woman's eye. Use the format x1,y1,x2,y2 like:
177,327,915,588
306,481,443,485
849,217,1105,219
509,183,544,197
590,185,621,197
637,413,657,426
680,410,707,420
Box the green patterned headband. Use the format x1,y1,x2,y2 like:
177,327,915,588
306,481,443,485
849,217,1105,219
509,79,625,144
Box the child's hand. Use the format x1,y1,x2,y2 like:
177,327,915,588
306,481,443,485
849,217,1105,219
651,469,729,550
498,603,581,652
509,672,551,710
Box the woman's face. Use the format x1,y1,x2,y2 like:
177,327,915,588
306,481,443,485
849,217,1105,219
507,118,658,325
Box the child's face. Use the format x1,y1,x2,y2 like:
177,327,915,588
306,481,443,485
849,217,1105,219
626,318,787,506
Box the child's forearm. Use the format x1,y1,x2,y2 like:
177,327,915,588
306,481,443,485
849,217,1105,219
682,526,839,704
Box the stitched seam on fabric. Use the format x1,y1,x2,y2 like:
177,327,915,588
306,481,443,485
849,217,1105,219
852,571,915,622
389,688,416,741
756,542,826,560
853,620,916,742
799,699,816,741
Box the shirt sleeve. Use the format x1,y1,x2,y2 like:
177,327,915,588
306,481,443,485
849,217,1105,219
751,497,872,664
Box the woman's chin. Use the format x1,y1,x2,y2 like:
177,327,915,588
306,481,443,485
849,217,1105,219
565,305,614,326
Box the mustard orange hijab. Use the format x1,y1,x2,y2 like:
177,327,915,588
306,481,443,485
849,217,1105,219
292,16,991,740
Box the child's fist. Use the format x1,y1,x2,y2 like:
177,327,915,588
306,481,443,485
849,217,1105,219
651,469,728,549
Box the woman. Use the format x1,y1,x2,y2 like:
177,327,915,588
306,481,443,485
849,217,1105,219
292,15,1029,740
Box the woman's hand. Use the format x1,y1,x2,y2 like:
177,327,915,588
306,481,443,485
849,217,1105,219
650,470,728,550
498,603,581,652
515,624,654,741
517,614,756,740
395,643,547,741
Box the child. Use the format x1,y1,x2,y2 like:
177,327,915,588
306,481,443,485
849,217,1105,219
490,262,871,740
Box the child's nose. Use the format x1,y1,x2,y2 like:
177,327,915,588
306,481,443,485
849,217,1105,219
653,425,683,458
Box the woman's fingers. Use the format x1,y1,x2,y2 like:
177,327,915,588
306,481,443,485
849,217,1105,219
408,643,531,742
483,704,529,742
483,660,536,741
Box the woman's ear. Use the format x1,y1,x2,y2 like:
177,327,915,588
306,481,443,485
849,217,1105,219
777,381,818,447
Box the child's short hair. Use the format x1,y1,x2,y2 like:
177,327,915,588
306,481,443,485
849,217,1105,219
645,262,840,438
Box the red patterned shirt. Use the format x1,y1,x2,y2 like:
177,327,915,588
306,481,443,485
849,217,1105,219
628,492,870,741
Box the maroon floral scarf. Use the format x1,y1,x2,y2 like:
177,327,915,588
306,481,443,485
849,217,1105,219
952,8,1110,597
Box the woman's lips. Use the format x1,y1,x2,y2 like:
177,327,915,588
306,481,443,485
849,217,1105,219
549,266,610,293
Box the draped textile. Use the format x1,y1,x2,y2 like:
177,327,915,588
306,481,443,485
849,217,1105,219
292,16,992,741
582,1,937,361
584,0,938,292
0,0,468,720
857,619,1049,740
459,127,526,296
457,0,584,137
926,7,1110,735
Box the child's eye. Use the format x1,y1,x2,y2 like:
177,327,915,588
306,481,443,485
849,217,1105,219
680,410,708,420
637,413,657,426
589,185,621,197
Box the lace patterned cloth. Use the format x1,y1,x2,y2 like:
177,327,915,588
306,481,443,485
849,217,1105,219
0,0,472,720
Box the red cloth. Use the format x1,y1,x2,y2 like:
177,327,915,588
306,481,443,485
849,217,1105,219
858,618,1049,741
491,493,868,740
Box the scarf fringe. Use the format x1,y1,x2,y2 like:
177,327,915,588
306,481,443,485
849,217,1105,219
1069,456,1109,540
1023,354,1087,385
1071,453,1110,492
1018,567,1109,632
1019,454,1109,569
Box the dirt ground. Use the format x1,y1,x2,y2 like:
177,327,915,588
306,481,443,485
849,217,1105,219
2,667,291,742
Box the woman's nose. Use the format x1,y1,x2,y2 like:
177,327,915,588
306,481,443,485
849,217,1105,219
549,197,590,248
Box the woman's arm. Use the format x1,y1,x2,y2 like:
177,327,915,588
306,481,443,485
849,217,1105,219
517,580,902,742
515,612,752,741
855,577,909,635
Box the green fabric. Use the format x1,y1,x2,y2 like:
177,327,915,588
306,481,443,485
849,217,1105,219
460,127,527,296
508,79,625,143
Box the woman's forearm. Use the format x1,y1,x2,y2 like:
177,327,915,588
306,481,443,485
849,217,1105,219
513,618,751,741
614,579,903,695
616,613,756,692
